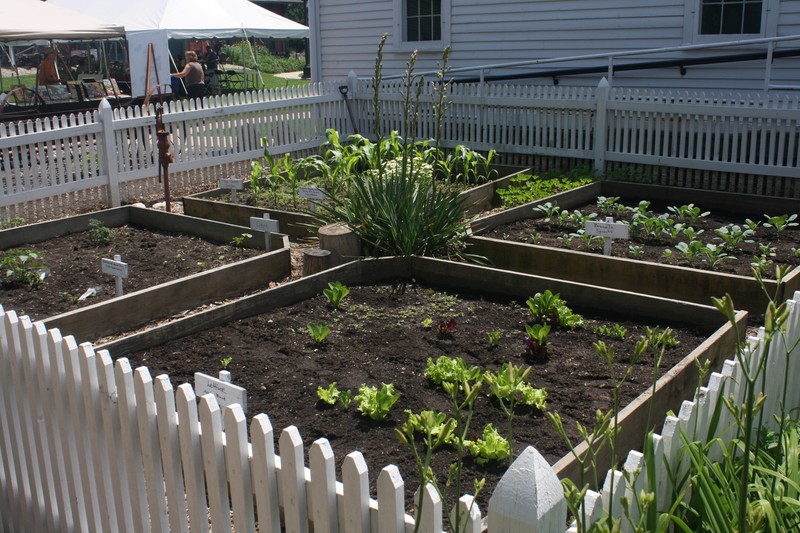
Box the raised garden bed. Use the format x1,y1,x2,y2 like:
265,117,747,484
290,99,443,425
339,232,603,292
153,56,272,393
99,256,743,508
0,206,291,343
182,165,530,239
469,181,800,314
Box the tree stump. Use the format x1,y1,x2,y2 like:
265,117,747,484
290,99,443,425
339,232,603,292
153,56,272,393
318,222,361,267
302,248,331,276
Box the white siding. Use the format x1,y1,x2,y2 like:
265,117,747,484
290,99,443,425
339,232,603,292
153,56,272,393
314,0,800,91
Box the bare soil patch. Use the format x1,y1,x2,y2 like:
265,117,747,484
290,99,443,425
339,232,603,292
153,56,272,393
0,225,263,321
124,281,710,509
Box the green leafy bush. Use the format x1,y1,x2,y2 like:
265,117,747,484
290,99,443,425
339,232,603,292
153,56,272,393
87,218,114,246
1,249,47,287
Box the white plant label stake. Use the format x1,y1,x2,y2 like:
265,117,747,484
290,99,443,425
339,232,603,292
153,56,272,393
584,217,630,256
299,185,326,213
101,254,129,296
220,177,245,203
195,371,247,428
250,214,280,252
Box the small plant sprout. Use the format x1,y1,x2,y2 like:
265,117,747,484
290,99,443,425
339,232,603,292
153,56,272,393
322,281,350,309
534,201,561,223
593,323,628,340
596,196,622,216
662,248,674,262
421,317,433,329
628,244,645,259
667,203,710,224
529,232,542,245
675,239,704,263
219,356,233,369
425,355,482,386
437,318,457,336
307,322,331,344
557,233,575,248
523,323,550,358
316,382,341,406
354,383,400,421
763,213,798,238
229,233,252,247
700,243,734,270
487,329,503,348
714,224,754,252
87,219,114,246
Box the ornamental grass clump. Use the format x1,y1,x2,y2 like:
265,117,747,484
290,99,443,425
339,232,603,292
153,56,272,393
314,39,473,260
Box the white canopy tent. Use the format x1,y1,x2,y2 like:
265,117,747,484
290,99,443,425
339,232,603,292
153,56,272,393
47,0,309,40
47,0,309,97
0,0,125,42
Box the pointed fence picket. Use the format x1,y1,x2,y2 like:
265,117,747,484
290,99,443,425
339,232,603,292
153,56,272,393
2,302,800,531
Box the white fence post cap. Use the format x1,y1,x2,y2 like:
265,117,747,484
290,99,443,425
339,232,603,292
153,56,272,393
488,446,567,532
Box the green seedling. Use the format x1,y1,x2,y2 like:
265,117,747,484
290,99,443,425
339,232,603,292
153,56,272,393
763,213,798,238
307,322,331,344
523,323,550,358
322,281,350,309
229,233,252,247
487,330,503,348
593,323,628,340
628,244,645,259
316,382,341,406
219,356,233,369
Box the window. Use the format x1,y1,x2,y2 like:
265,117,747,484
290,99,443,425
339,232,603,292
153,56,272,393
683,0,778,43
406,0,441,42
700,0,762,35
392,0,450,51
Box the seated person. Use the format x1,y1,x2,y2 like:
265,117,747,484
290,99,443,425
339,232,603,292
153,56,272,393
38,48,60,86
171,51,205,98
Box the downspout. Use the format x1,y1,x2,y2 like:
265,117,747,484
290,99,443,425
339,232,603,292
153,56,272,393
308,0,321,82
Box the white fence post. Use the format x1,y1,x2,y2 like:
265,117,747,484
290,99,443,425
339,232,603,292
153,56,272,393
487,446,566,532
593,78,610,175
96,99,122,207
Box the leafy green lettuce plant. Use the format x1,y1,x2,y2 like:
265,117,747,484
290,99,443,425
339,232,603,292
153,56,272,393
354,383,400,421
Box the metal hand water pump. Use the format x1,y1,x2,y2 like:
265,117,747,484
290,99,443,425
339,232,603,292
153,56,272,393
155,105,173,212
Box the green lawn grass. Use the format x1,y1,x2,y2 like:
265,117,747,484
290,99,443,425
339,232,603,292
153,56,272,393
1,72,307,95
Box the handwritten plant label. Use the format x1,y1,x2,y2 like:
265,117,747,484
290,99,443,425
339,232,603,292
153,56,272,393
584,217,630,256
195,372,247,412
299,186,326,213
250,215,280,251
101,257,129,278
220,177,245,202
101,254,129,296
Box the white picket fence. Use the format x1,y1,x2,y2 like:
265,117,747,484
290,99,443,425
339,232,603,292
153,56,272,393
2,77,800,221
1,288,800,532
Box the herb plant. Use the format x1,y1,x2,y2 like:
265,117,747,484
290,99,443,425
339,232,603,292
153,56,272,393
763,213,798,238
229,233,252,247
2,248,47,287
87,218,114,246
526,290,584,329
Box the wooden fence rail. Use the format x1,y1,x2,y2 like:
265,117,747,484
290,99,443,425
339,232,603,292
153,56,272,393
1,289,799,532
2,78,800,221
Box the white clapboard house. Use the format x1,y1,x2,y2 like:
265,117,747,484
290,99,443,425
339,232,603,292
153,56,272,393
307,0,800,91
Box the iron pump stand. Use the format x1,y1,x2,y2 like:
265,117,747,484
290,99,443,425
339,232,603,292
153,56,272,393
155,105,173,212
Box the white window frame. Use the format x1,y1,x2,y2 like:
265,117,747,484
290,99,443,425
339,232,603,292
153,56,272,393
392,0,451,52
683,0,779,44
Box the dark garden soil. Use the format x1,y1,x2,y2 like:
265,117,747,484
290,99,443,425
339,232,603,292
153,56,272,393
482,200,800,279
124,281,711,511
0,225,263,321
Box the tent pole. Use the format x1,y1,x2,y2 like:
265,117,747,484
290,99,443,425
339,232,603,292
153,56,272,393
245,33,264,88
168,50,186,95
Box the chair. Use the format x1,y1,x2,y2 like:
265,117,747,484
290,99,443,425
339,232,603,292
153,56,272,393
220,70,244,91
